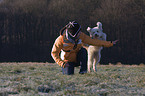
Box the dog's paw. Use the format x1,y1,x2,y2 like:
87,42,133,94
88,70,91,73
93,69,97,72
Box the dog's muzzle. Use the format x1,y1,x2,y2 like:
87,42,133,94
92,33,99,39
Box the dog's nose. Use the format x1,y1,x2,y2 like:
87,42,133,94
95,34,99,37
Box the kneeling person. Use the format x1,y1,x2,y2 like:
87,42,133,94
51,21,116,75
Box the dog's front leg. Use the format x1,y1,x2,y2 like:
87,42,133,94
87,50,94,73
93,51,101,72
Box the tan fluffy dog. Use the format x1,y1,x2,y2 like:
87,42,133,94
87,22,106,72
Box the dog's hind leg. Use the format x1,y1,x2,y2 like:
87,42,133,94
93,58,97,72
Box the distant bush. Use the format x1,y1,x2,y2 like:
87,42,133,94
0,0,49,15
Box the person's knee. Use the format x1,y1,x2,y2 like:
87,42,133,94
62,62,75,75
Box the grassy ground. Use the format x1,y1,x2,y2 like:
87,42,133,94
0,62,145,96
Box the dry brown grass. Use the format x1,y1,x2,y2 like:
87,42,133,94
0,62,145,96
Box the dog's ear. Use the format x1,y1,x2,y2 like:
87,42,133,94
87,27,91,32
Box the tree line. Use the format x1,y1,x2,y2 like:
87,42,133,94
0,0,145,64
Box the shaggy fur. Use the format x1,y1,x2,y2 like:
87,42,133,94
87,22,106,72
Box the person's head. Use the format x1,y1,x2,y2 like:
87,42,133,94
66,21,81,37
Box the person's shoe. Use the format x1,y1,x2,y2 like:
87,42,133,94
79,71,87,74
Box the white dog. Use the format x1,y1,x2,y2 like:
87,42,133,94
87,22,106,72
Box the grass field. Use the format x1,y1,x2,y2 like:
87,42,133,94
0,63,145,96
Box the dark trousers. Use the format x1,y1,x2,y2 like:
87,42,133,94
62,47,88,75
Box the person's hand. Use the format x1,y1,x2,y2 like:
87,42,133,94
112,40,119,45
64,62,69,68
